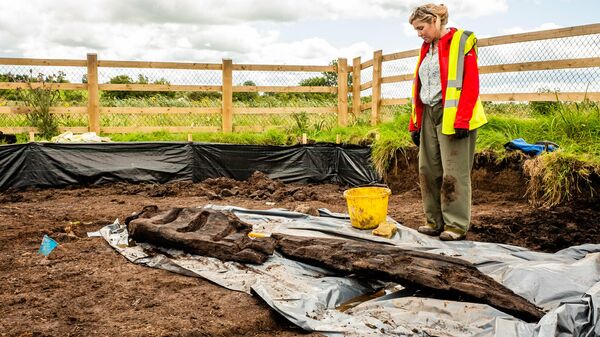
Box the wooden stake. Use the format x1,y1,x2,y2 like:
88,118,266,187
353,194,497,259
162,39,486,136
352,57,361,119
337,58,348,127
28,131,35,142
87,53,100,134
222,59,233,133
187,133,193,142
302,133,307,144
371,50,383,126
336,134,341,144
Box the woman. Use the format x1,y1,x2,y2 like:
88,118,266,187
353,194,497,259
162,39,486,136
408,4,487,241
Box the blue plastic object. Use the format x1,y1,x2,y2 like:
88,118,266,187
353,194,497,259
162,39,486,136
504,138,559,156
39,234,59,256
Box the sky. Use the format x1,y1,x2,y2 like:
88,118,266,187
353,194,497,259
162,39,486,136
0,0,598,65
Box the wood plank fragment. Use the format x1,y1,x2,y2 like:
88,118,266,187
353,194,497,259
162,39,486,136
126,206,276,264
273,234,545,322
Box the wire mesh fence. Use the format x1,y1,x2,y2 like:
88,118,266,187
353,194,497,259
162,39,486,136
0,65,87,85
480,68,600,94
0,25,599,136
380,57,416,100
97,66,222,129
99,67,221,86
231,69,338,131
379,31,600,99
0,64,88,131
477,32,600,94
350,63,375,125
478,34,600,66
372,27,600,123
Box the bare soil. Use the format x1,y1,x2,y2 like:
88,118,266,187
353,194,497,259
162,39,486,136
1,159,600,336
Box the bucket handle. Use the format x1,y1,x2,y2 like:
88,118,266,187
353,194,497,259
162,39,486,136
344,184,391,199
357,183,389,188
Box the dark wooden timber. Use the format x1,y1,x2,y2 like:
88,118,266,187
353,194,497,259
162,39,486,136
273,234,545,322
126,206,276,264
126,207,543,322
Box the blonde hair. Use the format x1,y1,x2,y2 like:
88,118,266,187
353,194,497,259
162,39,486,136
409,4,449,30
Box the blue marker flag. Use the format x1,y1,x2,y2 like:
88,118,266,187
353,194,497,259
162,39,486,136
39,234,59,256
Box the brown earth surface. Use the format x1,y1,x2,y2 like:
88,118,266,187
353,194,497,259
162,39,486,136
1,159,600,336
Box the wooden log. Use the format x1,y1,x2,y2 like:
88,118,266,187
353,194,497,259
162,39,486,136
125,207,543,322
272,234,545,322
126,206,276,264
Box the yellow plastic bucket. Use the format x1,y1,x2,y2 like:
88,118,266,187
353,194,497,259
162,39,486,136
343,186,391,229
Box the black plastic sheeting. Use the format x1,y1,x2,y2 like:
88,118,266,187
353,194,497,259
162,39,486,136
0,142,379,191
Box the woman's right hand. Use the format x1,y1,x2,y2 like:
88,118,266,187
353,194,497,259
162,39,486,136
411,131,420,147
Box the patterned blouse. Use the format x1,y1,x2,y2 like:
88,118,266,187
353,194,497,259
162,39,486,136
418,42,442,106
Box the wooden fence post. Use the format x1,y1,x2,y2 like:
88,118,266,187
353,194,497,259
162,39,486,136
371,50,383,126
352,57,361,121
87,53,100,134
222,59,233,133
337,58,348,127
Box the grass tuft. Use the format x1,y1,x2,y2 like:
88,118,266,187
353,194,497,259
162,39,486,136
523,152,598,207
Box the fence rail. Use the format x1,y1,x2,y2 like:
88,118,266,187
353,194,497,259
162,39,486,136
0,23,599,136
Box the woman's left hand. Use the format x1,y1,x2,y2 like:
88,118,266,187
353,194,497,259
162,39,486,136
454,128,469,139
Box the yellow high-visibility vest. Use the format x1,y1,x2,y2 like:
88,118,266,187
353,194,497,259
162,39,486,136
412,30,487,135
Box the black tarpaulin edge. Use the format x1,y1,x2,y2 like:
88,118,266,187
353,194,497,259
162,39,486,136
0,142,380,191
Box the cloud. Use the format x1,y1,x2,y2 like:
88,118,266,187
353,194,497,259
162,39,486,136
247,38,373,65
0,0,510,25
502,22,563,35
385,0,508,20
442,0,508,18
0,0,510,64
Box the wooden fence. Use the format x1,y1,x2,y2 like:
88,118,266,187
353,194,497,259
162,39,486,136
0,23,599,135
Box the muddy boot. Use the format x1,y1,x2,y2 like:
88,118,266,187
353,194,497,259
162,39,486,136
439,228,466,241
417,223,442,236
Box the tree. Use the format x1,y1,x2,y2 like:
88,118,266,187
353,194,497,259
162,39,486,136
0,73,26,100
103,75,135,99
295,59,353,101
102,74,175,99
20,72,60,139
233,80,259,102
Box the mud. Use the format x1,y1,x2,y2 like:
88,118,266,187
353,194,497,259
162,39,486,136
1,158,599,336
441,175,457,204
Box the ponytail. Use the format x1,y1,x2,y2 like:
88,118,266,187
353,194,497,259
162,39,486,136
409,3,449,27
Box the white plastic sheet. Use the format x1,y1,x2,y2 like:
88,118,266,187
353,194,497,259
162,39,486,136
101,206,600,337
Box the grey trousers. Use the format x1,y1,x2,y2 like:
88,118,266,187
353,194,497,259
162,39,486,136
418,102,477,233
